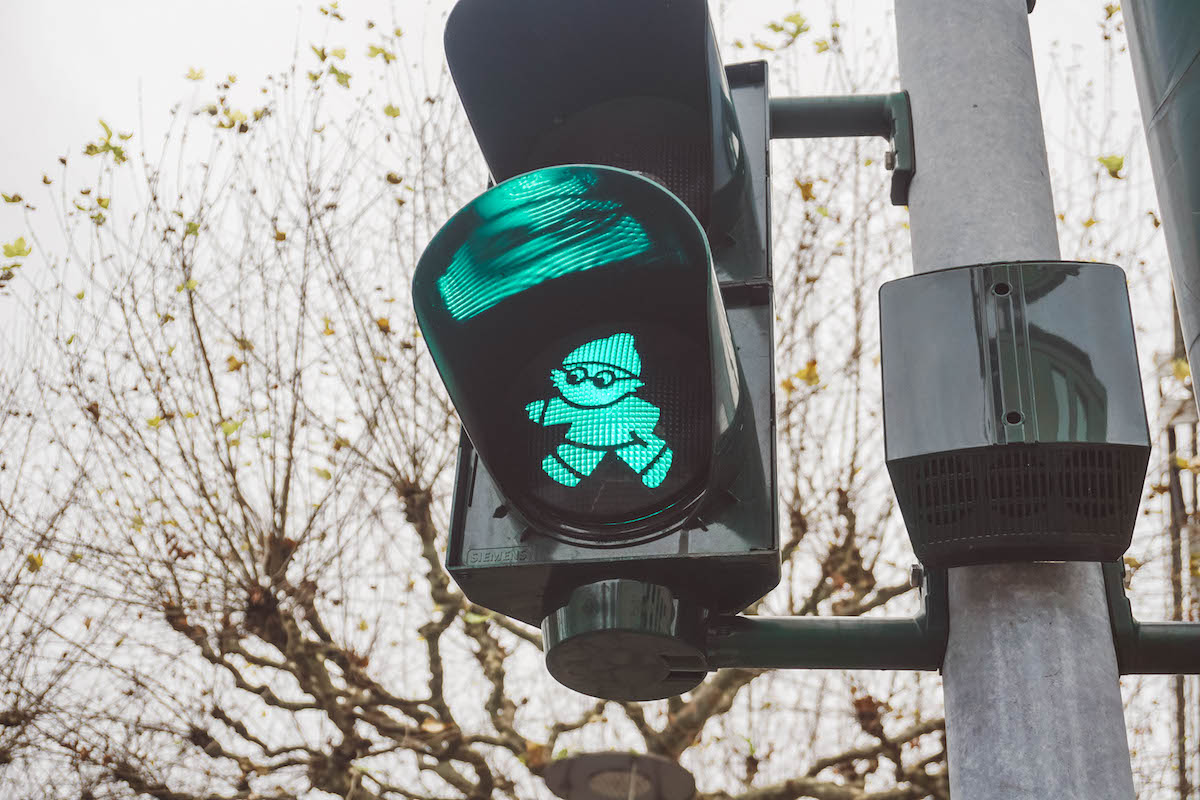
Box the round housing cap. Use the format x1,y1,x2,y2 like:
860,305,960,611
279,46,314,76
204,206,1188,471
544,752,695,800
541,580,707,701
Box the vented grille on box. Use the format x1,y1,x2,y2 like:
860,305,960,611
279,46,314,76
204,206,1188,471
889,443,1148,567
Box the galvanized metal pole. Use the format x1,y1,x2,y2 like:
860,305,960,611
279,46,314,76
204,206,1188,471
892,1,1137,797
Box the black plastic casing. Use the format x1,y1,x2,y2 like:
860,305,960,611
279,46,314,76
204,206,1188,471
444,0,745,235
881,262,1151,567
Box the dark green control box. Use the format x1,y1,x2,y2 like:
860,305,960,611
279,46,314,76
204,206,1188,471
881,262,1150,567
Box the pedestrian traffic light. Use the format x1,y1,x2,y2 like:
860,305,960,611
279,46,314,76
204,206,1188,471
411,0,779,699
414,164,744,541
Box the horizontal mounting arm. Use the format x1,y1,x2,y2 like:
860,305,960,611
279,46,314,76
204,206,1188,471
706,562,1200,675
705,566,947,671
769,91,914,206
1105,561,1200,674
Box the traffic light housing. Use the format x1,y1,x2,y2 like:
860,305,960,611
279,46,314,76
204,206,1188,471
412,0,778,699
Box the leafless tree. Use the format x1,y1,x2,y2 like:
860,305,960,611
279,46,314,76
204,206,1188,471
0,4,1173,799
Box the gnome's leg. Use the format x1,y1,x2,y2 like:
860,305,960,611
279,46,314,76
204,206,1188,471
542,443,605,487
617,433,673,488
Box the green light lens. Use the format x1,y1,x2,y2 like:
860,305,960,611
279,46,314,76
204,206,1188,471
434,169,662,320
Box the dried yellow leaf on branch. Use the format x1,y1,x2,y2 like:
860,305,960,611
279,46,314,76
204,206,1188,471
3,237,31,258
796,359,820,386
368,45,396,63
1172,358,1191,382
1097,154,1125,179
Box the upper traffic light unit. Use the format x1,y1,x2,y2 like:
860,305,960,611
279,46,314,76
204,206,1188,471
440,0,746,234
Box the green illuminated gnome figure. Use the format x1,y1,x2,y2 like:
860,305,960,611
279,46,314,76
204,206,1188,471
526,333,673,489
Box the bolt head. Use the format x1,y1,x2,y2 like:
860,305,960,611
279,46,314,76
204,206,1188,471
909,563,924,589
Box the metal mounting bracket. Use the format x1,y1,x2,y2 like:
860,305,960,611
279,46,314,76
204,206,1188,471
769,90,915,206
705,565,948,671
1104,560,1200,674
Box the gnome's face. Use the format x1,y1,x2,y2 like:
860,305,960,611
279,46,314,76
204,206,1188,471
551,362,644,407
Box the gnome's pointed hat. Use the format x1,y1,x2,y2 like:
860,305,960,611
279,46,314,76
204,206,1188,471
562,333,642,378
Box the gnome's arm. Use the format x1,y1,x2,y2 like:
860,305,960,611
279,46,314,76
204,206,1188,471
526,397,573,426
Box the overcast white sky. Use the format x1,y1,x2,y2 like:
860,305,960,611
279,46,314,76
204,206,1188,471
0,1,1133,194
0,0,432,191
0,0,1147,370
0,0,1154,366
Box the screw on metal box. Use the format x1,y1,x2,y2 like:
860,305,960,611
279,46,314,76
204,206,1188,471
544,753,695,800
